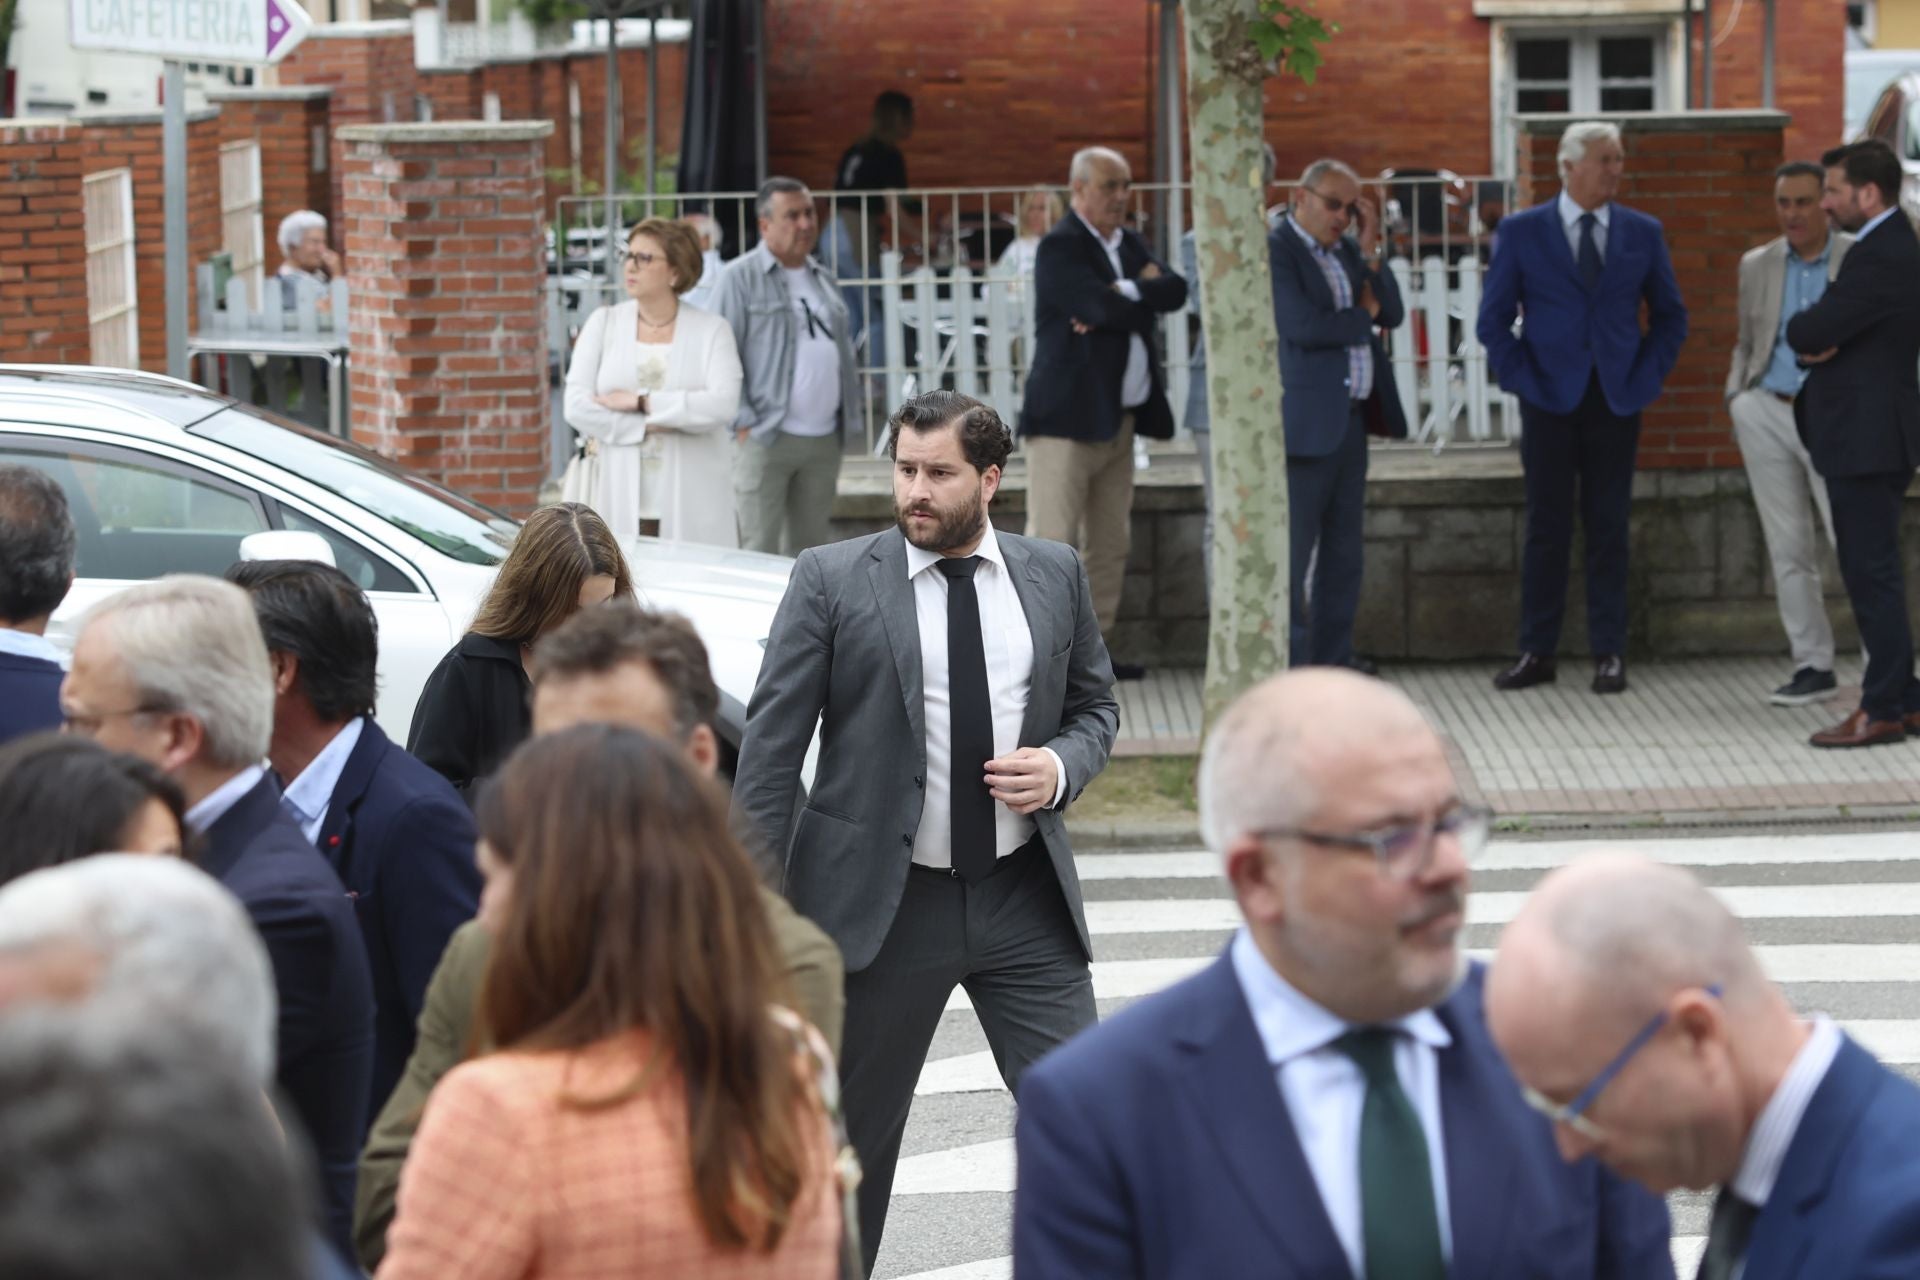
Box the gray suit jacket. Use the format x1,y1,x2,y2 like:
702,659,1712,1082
733,527,1119,972
1726,232,1853,400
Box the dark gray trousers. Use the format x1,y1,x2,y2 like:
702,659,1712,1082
840,840,1095,1276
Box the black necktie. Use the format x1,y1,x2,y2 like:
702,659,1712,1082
1578,210,1603,289
937,556,996,882
1334,1028,1447,1280
1695,1187,1760,1280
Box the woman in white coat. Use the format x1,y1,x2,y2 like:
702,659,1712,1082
563,218,743,547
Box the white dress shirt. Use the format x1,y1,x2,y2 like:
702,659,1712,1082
1558,190,1611,264
0,627,67,667
278,716,366,844
1857,207,1900,241
905,523,1067,870
1073,211,1152,409
1718,1016,1842,1280
184,763,268,836
1229,928,1455,1278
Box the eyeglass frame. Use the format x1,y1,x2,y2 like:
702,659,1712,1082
621,250,663,269
1251,803,1493,880
61,702,167,738
1301,185,1364,219
1520,983,1725,1142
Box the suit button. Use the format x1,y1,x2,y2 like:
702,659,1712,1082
914,775,924,789
902,834,913,847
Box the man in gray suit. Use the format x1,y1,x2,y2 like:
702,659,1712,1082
734,388,1118,1275
1726,160,1853,707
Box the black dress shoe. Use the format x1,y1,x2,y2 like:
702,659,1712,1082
1493,653,1556,690
1112,662,1147,682
1592,654,1627,694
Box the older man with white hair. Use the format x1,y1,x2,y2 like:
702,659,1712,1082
1478,121,1688,697
1014,668,1673,1279
277,209,340,301
58,575,373,1258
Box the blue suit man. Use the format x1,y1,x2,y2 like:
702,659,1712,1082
1015,669,1673,1280
0,462,78,746
1269,162,1409,669
1488,853,1920,1280
1477,123,1687,695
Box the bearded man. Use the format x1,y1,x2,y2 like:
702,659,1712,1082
734,388,1119,1275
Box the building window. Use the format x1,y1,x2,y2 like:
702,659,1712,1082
220,141,265,308
82,169,138,369
1493,22,1674,173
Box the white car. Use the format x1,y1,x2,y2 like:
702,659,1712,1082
0,365,795,768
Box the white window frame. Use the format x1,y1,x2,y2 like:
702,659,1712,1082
1489,18,1683,176
82,169,139,369
219,140,266,308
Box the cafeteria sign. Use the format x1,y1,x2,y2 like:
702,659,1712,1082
70,0,312,64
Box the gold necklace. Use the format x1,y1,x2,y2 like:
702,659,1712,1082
637,302,678,333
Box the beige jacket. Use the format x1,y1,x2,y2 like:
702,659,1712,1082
1726,232,1854,401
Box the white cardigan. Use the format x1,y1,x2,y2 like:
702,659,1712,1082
563,300,744,547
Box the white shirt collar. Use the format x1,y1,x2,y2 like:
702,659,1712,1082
1230,928,1452,1063
904,521,1008,582
1728,1015,1844,1207
184,763,269,835
1558,190,1612,231
279,717,366,838
1073,210,1123,253
0,628,66,667
1859,207,1899,240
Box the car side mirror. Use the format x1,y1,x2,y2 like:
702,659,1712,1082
238,530,337,567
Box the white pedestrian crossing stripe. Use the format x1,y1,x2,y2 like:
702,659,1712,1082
883,835,1920,1280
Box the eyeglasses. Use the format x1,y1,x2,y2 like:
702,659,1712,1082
1302,186,1362,219
1520,983,1725,1142
622,250,661,268
1253,804,1492,881
62,703,163,738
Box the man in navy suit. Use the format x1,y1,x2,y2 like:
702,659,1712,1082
1477,121,1688,695
1019,146,1188,679
59,575,374,1259
227,559,480,1115
0,464,75,745
1014,668,1673,1279
1268,158,1409,669
1490,852,1920,1279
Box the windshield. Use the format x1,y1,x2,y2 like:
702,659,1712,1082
189,408,518,565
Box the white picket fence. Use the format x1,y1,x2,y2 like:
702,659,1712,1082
191,264,351,437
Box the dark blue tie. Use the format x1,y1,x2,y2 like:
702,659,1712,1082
937,556,997,883
1578,210,1602,289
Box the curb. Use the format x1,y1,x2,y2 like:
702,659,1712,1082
1066,818,1204,849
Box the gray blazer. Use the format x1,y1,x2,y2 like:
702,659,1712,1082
1726,231,1853,400
715,242,864,444
733,527,1120,972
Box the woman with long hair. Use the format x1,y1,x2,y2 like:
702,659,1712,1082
406,503,634,795
0,733,188,886
377,725,842,1279
563,217,744,547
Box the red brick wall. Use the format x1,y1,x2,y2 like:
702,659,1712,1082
278,25,421,219
213,91,334,258
76,114,225,375
0,123,90,366
1516,114,1785,470
338,123,552,512
419,68,481,122
1681,0,1843,163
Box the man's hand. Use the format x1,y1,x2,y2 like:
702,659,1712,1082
736,427,750,443
1354,195,1382,261
986,748,1058,816
1070,318,1093,335
1139,262,1162,281
1800,347,1839,366
320,246,344,279
1359,279,1381,321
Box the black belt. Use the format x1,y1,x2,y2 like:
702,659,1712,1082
1771,390,1795,405
910,834,1045,880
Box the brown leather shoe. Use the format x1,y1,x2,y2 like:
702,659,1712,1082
1810,708,1908,749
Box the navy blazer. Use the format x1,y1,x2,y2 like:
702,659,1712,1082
1268,219,1409,458
1741,1034,1920,1280
1476,200,1688,417
0,649,63,746
314,719,480,1117
1014,954,1674,1279
1019,214,1188,444
199,775,375,1260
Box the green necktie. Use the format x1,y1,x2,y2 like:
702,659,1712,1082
1334,1027,1448,1280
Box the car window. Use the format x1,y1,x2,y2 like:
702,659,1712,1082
271,499,416,594
190,407,517,566
0,440,267,581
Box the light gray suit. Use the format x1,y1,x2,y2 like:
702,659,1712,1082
734,524,1117,1274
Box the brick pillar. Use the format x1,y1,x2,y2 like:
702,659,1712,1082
338,121,553,513
0,121,90,365
1515,111,1787,470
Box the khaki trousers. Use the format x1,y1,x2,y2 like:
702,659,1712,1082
1729,388,1839,672
1023,414,1135,633
733,430,844,557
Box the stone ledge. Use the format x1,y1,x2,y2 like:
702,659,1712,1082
1515,109,1791,135
336,120,556,144
206,86,334,102
70,106,222,126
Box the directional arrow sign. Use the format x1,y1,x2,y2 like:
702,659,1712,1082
70,0,313,65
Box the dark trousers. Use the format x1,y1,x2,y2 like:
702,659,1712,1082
1827,469,1920,722
1287,406,1369,666
840,839,1095,1276
1517,376,1642,655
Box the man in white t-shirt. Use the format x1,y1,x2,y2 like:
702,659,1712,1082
716,178,862,556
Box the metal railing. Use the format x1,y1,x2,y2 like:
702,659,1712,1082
548,174,1521,458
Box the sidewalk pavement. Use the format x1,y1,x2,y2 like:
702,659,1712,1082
1113,657,1920,825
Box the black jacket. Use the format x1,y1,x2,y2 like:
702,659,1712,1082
1788,210,1920,479
1019,214,1188,443
199,774,374,1259
405,632,532,799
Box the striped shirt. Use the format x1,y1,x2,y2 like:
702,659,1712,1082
1289,217,1373,401
1730,1015,1843,1208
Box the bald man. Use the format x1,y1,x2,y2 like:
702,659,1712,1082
1013,669,1672,1279
1488,853,1920,1280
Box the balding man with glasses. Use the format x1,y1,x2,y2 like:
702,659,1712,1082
1489,852,1920,1280
1015,668,1672,1280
